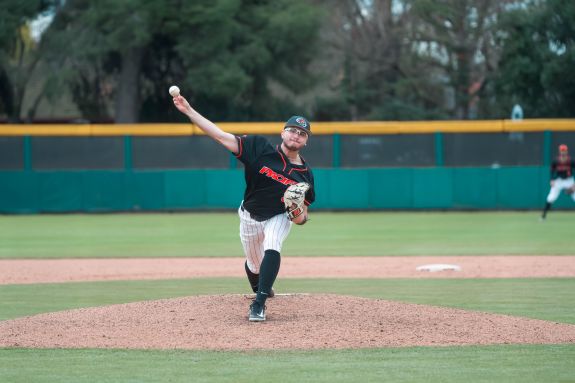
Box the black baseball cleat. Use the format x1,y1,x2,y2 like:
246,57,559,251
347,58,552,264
248,301,266,322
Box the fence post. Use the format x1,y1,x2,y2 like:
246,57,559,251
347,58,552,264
124,135,133,171
23,135,32,171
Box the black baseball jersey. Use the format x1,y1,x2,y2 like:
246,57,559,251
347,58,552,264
233,135,315,220
551,155,575,179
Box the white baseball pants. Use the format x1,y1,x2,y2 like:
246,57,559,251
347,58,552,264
546,177,575,203
238,203,292,274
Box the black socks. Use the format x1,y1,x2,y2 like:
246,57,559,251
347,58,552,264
255,249,281,305
542,202,551,218
244,261,259,293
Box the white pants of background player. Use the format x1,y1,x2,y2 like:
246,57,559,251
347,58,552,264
546,177,575,203
238,203,292,274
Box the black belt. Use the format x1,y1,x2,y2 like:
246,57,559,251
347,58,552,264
241,204,268,222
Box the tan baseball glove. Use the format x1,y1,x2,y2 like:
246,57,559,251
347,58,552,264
283,182,310,220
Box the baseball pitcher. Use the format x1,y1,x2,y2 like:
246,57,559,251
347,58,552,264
172,93,315,322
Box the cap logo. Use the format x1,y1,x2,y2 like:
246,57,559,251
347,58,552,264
296,117,308,128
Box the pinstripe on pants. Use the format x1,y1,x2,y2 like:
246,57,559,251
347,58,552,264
238,202,292,273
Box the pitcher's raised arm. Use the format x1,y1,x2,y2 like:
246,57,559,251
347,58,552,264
172,94,238,154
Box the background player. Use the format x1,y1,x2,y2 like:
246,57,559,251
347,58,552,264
541,144,575,219
172,92,315,322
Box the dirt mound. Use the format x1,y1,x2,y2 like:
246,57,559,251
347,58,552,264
1,294,574,350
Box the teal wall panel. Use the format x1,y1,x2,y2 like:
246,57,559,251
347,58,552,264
368,168,413,208
126,172,166,210
412,168,453,208
309,169,330,209
0,172,39,213
0,167,573,213
496,167,542,208
325,169,369,208
452,168,497,208
165,170,207,208
38,172,84,212
205,170,244,208
82,171,129,211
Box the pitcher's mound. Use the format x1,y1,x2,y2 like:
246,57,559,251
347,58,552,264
1,294,575,350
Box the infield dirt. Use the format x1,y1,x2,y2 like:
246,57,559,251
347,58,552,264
1,256,574,350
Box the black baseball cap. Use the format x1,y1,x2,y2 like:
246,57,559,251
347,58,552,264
284,115,312,135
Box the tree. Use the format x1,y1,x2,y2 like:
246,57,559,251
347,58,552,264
44,0,178,122
409,0,517,119
312,0,414,120
495,0,575,117
0,0,55,122
173,0,321,121
41,0,320,123
311,0,453,121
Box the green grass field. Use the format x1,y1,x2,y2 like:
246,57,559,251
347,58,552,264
0,212,574,382
0,211,573,258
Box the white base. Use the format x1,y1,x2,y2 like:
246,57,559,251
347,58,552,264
416,263,462,272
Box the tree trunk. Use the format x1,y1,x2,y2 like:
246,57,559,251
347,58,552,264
454,48,471,119
114,47,144,123
453,3,471,120
0,66,18,122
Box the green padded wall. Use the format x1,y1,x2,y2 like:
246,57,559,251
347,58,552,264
0,167,573,213
367,168,413,209
452,168,497,208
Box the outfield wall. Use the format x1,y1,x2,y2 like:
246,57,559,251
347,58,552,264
1,119,575,213
1,167,573,213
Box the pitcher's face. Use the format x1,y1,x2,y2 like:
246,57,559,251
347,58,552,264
281,127,308,151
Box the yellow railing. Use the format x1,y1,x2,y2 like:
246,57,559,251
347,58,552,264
0,119,574,136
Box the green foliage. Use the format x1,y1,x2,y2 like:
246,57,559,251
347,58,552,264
42,0,186,121
313,95,352,121
175,0,321,121
39,0,321,122
409,0,500,119
317,1,453,121
368,99,449,121
3,0,574,122
0,0,55,120
0,0,48,52
495,0,575,117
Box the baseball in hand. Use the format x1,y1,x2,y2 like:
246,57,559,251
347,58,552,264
169,85,180,97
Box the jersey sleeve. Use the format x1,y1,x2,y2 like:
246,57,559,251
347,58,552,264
234,135,269,165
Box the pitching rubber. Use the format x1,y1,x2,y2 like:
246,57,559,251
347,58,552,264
243,293,310,300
